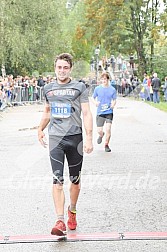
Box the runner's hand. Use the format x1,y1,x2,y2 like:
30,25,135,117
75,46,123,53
96,101,100,107
84,140,93,154
38,130,47,148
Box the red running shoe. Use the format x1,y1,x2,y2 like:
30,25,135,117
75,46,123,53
51,220,67,236
67,206,77,230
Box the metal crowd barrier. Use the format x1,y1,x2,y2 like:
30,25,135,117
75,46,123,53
0,86,45,111
12,86,45,103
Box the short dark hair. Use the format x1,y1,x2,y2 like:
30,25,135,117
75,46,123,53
54,53,73,68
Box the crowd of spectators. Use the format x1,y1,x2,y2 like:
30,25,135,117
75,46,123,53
0,75,54,110
90,53,167,102
1,58,167,111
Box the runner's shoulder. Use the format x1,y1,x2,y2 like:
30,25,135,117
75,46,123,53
70,80,87,92
44,81,55,93
95,85,102,90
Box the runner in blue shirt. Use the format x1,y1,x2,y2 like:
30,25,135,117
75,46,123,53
92,72,117,152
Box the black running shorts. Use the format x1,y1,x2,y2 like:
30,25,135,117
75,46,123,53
96,113,113,127
49,134,83,185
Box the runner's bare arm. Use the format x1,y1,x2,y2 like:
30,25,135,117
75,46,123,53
111,99,116,109
81,102,93,154
38,103,50,147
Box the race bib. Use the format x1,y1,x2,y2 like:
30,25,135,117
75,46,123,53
101,103,110,112
51,103,71,118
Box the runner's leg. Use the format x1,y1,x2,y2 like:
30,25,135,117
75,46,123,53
105,122,112,145
96,115,105,137
96,115,105,144
97,126,104,137
66,134,83,210
52,184,65,219
104,113,113,146
49,136,65,218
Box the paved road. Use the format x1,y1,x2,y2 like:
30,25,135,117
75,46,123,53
0,97,167,251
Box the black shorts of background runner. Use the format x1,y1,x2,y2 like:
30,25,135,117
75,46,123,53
49,134,83,185
96,113,113,127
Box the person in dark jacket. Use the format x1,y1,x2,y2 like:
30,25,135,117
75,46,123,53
151,73,161,103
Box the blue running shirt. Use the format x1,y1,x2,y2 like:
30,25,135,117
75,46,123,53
93,85,117,115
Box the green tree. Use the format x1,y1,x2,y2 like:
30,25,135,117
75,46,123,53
77,0,167,77
1,0,166,78
0,0,68,76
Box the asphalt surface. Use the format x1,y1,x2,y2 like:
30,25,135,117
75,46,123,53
0,97,167,252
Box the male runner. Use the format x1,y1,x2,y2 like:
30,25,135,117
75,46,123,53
38,53,93,236
92,72,116,152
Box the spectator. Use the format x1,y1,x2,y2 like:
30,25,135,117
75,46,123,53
110,77,117,90
151,73,161,103
37,75,45,87
164,76,167,102
90,57,95,72
122,61,127,72
116,54,123,71
129,54,134,69
0,88,3,108
110,55,116,72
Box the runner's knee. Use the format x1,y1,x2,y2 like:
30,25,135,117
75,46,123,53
53,170,64,184
70,173,81,184
97,128,103,135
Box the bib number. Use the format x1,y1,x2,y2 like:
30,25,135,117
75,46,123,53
51,103,71,118
101,103,110,112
